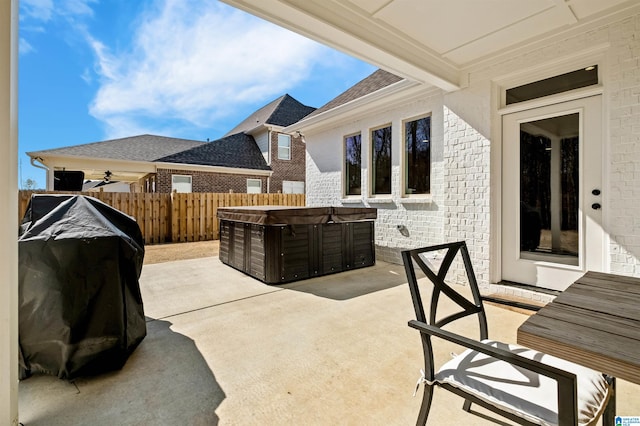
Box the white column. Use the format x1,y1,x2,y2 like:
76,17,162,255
0,0,19,425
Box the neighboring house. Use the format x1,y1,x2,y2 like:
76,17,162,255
224,93,314,194
27,94,314,194
229,0,640,294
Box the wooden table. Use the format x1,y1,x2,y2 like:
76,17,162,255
517,271,640,424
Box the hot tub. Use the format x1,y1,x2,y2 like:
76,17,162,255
217,206,376,284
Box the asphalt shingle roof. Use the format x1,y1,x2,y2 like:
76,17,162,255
28,95,314,172
305,69,403,118
224,94,315,136
28,134,206,162
156,132,271,171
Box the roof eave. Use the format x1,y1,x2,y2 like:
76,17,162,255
284,79,432,134
155,162,273,176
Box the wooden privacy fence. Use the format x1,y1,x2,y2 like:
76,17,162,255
18,191,305,245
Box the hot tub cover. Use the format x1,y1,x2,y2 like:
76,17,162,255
18,194,146,379
217,206,377,225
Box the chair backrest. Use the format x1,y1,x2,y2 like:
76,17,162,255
402,241,488,340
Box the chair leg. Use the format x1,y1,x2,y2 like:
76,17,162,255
416,384,434,426
462,399,472,412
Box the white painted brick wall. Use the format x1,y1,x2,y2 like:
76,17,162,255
306,10,640,289
605,14,640,276
306,92,447,265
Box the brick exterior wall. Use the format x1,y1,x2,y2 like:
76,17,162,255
306,10,640,289
268,131,305,193
154,131,304,194
606,15,640,276
156,169,268,193
305,91,445,265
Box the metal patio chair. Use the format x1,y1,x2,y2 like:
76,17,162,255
402,241,611,426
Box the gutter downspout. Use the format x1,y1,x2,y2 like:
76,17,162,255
30,156,50,189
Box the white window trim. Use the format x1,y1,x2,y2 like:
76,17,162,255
402,113,432,199
282,180,305,194
171,174,192,193
369,123,393,197
247,178,262,193
343,132,362,199
277,134,291,160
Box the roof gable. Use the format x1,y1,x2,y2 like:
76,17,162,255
156,132,271,171
306,69,403,118
224,94,315,136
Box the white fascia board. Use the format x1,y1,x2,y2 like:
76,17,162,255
36,155,157,174
243,123,267,136
33,154,273,177
246,124,285,137
220,0,460,91
284,79,438,134
155,162,273,177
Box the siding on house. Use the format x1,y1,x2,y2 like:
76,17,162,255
255,131,270,163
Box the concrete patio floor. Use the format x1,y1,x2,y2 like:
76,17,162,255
18,256,640,425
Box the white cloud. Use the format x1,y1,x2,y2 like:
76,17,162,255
19,0,97,53
20,0,95,22
19,38,36,55
88,0,329,138
20,0,54,22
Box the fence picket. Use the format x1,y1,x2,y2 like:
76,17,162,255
18,191,304,245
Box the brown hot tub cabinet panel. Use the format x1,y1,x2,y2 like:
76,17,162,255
218,206,376,284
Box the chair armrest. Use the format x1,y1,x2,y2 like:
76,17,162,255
408,319,578,424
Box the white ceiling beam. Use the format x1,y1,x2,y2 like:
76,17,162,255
220,0,461,91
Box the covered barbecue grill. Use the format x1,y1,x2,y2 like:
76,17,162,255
18,194,146,380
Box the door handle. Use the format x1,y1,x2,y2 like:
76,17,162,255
592,203,601,210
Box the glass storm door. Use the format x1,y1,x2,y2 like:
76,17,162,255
502,96,604,291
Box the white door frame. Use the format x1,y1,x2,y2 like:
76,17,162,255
500,95,606,290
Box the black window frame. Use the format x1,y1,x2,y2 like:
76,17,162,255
371,124,392,196
344,133,362,196
403,114,431,196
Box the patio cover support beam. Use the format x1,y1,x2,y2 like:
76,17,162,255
0,0,19,424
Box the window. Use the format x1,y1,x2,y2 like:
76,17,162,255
404,115,431,195
344,133,362,196
506,65,598,105
247,179,262,193
371,125,392,195
282,180,304,194
278,134,291,160
171,175,192,193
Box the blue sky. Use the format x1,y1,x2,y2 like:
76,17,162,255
18,0,376,188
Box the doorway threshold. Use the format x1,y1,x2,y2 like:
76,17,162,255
482,281,560,314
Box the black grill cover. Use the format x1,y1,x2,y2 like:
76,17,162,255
18,194,146,379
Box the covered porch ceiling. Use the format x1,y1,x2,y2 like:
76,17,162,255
221,0,639,91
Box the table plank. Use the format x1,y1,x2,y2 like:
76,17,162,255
517,271,640,385
580,270,640,287
568,281,640,301
534,303,640,341
520,314,640,365
518,328,640,384
551,287,639,319
574,271,640,295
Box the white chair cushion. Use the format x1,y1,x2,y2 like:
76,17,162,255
433,340,610,426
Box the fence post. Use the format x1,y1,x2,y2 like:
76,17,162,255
18,190,305,244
